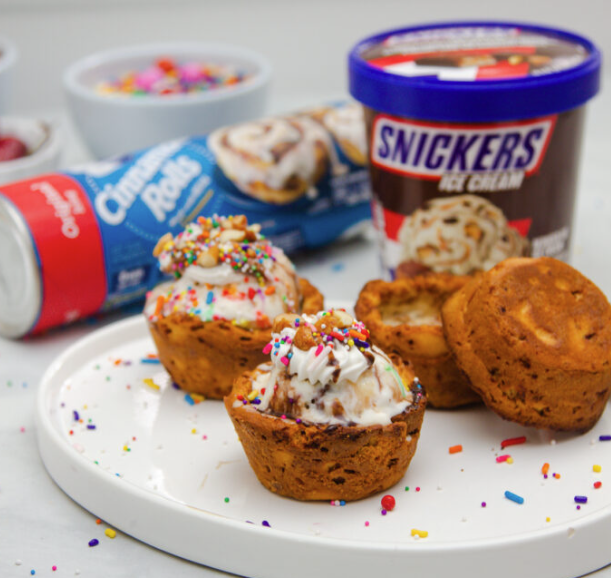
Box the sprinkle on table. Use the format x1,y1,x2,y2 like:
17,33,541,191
411,528,428,538
599,435,611,442
504,491,524,505
496,454,511,463
574,496,588,504
143,378,160,391
88,538,99,547
449,444,463,454
381,495,395,511
594,481,602,489
542,462,550,475
593,464,602,473
501,436,526,449
105,528,117,539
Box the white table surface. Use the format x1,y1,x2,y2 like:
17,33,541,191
1,88,611,578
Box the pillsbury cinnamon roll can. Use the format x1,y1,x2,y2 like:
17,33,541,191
349,22,601,278
0,101,370,337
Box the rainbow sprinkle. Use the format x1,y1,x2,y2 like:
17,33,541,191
95,58,250,97
501,436,526,449
385,364,408,398
143,378,159,391
504,491,524,504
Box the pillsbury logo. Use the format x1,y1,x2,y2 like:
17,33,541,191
371,115,556,191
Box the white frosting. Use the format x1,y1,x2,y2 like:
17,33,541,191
148,217,300,325
146,272,291,324
399,194,528,275
244,313,414,426
183,261,246,286
208,115,346,194
322,103,367,162
208,117,325,191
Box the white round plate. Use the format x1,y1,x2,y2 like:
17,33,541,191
37,310,611,578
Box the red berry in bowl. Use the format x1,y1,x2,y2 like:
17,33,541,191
0,136,27,161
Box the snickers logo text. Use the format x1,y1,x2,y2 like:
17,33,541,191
371,115,556,192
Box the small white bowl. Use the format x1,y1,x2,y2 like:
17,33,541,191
64,42,272,159
0,36,17,114
0,117,62,185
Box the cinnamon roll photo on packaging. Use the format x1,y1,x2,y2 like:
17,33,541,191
208,102,368,206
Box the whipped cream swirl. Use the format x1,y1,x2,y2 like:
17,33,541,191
238,311,418,426
145,215,300,328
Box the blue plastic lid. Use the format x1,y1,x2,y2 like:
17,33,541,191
349,21,601,122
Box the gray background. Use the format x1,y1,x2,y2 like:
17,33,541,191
1,0,609,114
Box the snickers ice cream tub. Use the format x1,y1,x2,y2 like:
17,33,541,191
349,22,601,278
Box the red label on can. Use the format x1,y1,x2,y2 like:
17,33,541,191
1,174,107,333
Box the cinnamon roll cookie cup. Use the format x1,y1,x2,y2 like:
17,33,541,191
442,257,611,432
145,215,323,399
356,275,480,409
225,310,426,501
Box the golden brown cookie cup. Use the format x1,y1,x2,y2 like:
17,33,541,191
442,257,611,432
355,275,480,409
225,355,425,501
148,277,323,398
